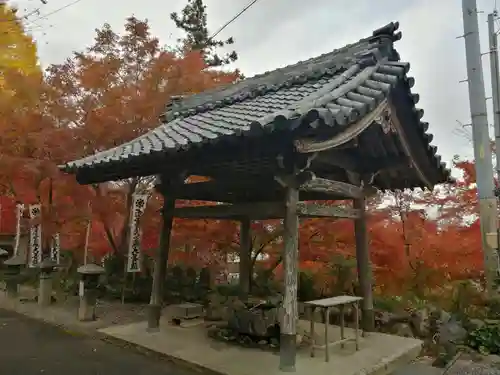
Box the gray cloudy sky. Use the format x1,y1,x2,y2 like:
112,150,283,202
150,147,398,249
12,0,500,165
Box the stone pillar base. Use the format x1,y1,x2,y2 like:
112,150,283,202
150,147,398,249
5,279,19,299
147,304,162,332
78,290,97,322
279,333,296,372
361,308,375,333
38,272,53,307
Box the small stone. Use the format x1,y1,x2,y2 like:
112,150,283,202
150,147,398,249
424,308,449,341
392,322,414,338
468,318,486,331
376,311,393,326
258,340,268,346
410,309,429,338
439,320,467,346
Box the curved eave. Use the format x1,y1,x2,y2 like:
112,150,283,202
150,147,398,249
293,76,452,190
388,81,453,189
59,23,451,188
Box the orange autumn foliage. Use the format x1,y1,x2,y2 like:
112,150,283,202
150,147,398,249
0,16,240,258
43,17,239,163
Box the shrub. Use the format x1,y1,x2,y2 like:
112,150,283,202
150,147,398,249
467,321,500,355
298,271,317,301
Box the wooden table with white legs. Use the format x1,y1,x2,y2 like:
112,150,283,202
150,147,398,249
304,296,363,362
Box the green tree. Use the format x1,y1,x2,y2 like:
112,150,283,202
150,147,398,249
170,0,238,67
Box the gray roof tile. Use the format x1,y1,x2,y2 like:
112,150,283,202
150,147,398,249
61,22,450,184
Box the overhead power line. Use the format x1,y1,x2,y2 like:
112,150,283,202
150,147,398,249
1,0,84,25
209,0,260,41
0,6,42,23
25,0,85,26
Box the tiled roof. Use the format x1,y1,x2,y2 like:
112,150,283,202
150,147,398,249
61,22,449,184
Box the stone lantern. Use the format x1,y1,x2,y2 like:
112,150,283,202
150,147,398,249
37,258,58,307
3,254,26,299
77,263,105,321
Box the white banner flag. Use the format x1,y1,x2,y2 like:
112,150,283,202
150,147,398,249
126,194,148,273
51,233,60,264
13,203,23,256
28,204,42,268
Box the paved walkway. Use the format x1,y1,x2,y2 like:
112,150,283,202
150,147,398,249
100,319,423,375
0,309,190,375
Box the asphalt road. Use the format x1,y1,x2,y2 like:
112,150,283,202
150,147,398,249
0,309,188,375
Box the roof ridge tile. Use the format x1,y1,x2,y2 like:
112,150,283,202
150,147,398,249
160,23,402,123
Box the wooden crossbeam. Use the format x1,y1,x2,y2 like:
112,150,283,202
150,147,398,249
173,202,284,220
173,201,360,220
169,176,366,203
297,203,360,219
300,177,363,199
171,179,281,203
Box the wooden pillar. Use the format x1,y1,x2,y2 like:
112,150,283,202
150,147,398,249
239,217,251,299
147,193,175,332
280,184,299,372
353,196,375,332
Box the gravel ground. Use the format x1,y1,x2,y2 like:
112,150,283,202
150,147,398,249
391,359,500,375
446,361,500,375
0,308,191,375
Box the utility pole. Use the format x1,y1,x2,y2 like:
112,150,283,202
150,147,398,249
488,11,500,180
462,0,499,296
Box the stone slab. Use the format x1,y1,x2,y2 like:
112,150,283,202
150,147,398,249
170,303,204,320
99,319,423,375
304,295,362,307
